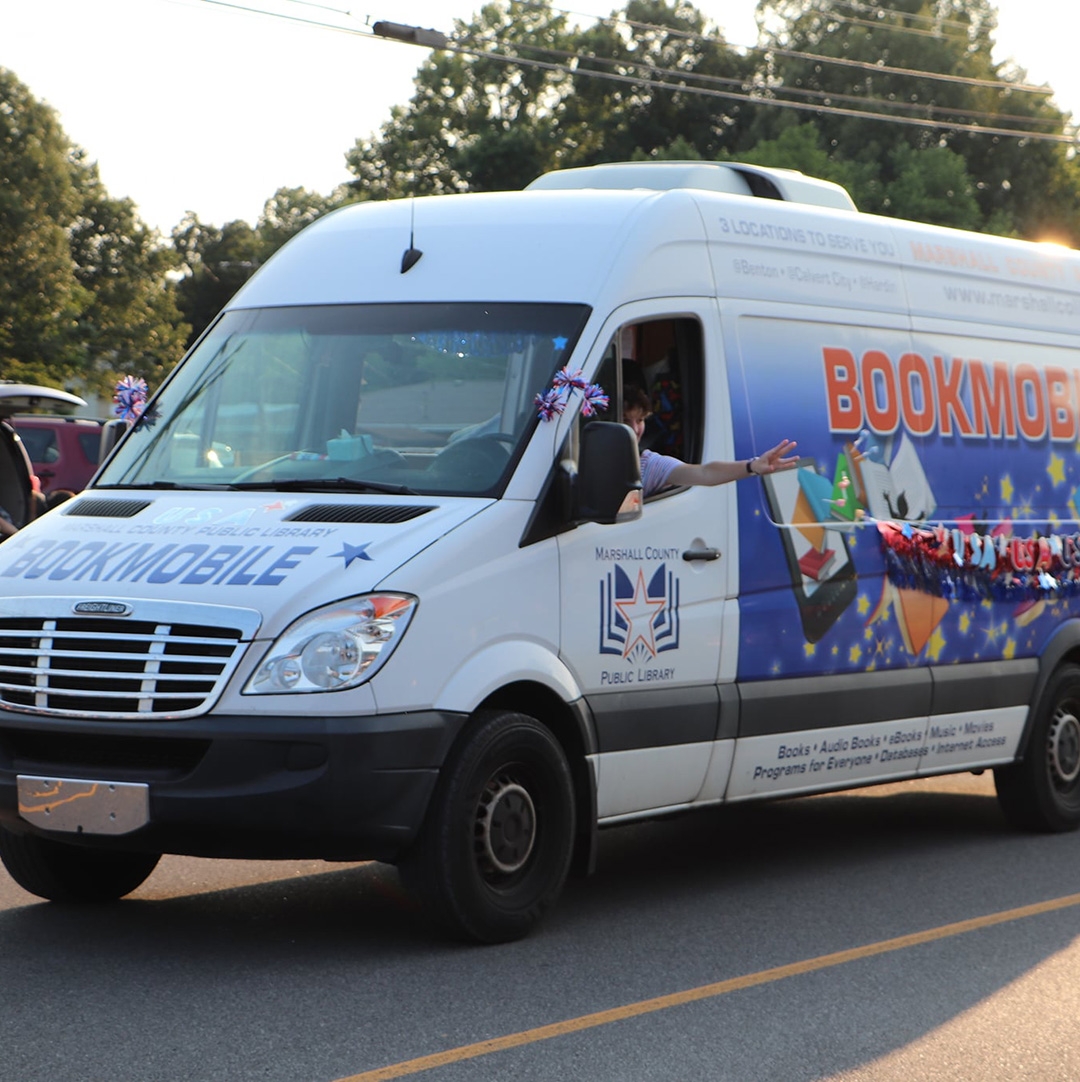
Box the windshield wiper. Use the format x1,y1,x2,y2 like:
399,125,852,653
94,481,231,491
229,477,419,496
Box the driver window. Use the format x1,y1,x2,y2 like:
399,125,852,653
575,316,704,494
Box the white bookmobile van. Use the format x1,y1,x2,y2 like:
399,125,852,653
2,162,1080,941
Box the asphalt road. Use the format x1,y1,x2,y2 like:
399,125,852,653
3,771,1080,1082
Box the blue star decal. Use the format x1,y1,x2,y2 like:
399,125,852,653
552,336,568,352
333,542,373,568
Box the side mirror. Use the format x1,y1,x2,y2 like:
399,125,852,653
574,421,643,525
97,418,128,464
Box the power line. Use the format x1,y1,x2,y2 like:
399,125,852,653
436,37,1076,144
515,0,1055,95
495,32,1064,130
188,0,1076,145
821,0,973,32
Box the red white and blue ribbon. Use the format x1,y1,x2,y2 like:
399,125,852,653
113,376,148,422
534,367,608,422
878,519,1080,601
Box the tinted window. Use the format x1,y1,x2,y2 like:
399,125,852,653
18,428,58,464
78,431,101,463
99,303,592,496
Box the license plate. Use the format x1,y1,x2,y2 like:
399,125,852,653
17,775,149,836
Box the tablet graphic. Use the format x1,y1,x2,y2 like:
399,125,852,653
763,456,858,643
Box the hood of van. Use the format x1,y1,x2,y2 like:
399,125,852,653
0,492,488,637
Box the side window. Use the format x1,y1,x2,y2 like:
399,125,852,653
19,429,58,464
527,315,707,544
623,317,704,467
78,431,101,463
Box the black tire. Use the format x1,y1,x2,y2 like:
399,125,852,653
995,663,1080,832
0,827,160,902
401,710,575,943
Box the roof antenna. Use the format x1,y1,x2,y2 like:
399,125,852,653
401,199,423,274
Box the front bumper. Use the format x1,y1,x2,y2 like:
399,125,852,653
0,708,467,862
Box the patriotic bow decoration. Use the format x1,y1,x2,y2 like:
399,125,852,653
534,367,608,423
113,376,148,422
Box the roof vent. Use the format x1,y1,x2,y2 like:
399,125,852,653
526,161,856,212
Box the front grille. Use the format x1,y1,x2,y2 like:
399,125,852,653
0,606,257,719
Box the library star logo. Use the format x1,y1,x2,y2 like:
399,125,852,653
600,563,680,661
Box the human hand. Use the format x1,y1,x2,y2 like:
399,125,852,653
750,439,798,475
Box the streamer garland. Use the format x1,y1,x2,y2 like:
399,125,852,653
878,519,1080,601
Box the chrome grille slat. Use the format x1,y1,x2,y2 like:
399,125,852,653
0,628,238,645
0,648,233,664
0,603,259,719
0,668,223,684
1,686,209,701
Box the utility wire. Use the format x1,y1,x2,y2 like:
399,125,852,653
821,0,974,32
515,0,1054,95
438,36,1076,144
189,0,1076,144
494,32,1064,129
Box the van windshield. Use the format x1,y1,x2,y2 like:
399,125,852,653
97,302,591,496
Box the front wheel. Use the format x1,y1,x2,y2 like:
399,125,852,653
995,663,1080,832
0,827,160,902
401,710,576,943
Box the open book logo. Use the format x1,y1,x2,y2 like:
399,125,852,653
600,563,680,661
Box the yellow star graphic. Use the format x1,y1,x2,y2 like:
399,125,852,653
1051,454,1069,489
926,627,946,661
959,612,971,634
857,594,870,616
1003,637,1017,660
804,642,816,658
849,644,863,664
1001,475,1014,503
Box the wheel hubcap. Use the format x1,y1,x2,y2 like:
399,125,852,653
475,773,536,875
1048,707,1080,786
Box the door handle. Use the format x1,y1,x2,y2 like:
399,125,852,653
682,547,721,562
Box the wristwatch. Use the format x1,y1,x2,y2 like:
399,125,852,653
746,457,756,475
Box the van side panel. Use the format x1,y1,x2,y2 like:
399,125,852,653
701,196,1080,793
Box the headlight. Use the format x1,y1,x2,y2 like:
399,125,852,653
244,594,416,695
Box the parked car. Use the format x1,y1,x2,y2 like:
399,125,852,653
12,413,105,495
0,384,87,527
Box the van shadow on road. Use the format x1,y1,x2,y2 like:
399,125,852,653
2,779,1079,1082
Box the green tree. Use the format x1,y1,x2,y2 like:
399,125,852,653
172,215,262,346
345,1,752,199
0,68,190,398
172,186,344,344
751,0,1080,239
69,164,190,391
0,68,87,386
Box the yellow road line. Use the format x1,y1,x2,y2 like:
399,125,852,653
333,890,1080,1082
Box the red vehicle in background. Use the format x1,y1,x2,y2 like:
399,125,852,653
12,414,105,496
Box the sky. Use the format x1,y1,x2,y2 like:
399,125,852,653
3,0,1078,236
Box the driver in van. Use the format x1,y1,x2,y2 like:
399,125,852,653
622,385,798,497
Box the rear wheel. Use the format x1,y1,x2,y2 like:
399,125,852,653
995,664,1080,832
401,710,575,943
0,826,160,902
